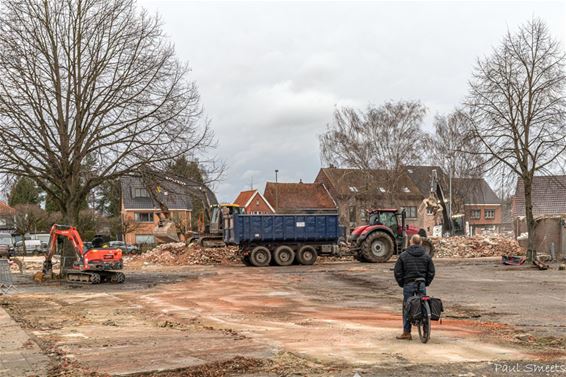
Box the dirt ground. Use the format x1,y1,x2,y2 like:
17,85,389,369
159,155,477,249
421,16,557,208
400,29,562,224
1,257,565,376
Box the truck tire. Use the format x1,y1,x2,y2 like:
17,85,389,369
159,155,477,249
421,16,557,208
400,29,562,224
361,231,395,263
249,246,271,267
273,246,294,266
296,245,317,265
422,239,435,258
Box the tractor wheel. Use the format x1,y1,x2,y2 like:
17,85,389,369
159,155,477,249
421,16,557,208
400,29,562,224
249,246,271,267
273,246,295,266
422,239,435,258
361,232,395,263
296,246,317,265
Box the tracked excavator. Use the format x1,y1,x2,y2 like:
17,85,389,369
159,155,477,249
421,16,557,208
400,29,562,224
142,173,243,247
42,224,125,284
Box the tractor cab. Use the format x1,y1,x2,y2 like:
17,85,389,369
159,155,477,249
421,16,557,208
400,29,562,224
368,209,404,235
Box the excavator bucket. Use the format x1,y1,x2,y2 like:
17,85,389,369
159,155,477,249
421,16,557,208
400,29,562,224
153,221,180,243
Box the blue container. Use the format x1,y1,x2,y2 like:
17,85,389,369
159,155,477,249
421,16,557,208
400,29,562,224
224,214,341,245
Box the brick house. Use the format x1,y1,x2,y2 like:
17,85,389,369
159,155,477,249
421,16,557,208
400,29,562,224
315,167,430,233
233,189,274,214
512,176,566,258
452,178,502,235
120,176,194,245
0,201,15,232
263,181,337,214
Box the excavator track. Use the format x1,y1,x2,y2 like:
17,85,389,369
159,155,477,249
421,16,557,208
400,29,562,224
198,236,226,248
65,271,125,284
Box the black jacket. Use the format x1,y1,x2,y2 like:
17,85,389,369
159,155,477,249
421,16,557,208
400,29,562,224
394,245,435,287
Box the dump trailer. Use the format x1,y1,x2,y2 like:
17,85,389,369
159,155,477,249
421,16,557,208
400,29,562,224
224,213,343,267
225,212,435,267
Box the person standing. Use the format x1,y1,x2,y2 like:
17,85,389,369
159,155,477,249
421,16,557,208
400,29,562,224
394,234,435,340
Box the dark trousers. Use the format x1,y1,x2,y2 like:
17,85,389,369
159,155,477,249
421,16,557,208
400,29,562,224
402,282,426,333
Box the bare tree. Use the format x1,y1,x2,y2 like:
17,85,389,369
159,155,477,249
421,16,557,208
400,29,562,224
0,0,212,225
14,204,49,255
428,109,485,179
466,19,566,260
320,101,428,203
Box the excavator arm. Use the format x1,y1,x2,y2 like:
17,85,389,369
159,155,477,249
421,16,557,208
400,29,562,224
425,170,454,235
138,170,218,243
43,224,85,275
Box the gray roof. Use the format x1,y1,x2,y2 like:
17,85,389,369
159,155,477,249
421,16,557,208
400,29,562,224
452,178,500,204
513,176,566,217
121,175,217,211
405,165,448,197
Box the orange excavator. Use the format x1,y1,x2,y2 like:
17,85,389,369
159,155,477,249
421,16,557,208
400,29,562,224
42,224,125,284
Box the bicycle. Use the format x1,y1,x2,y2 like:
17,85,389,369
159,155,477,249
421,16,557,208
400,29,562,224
412,277,431,343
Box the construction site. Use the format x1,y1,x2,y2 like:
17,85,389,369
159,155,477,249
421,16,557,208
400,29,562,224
0,1,565,376
0,238,565,377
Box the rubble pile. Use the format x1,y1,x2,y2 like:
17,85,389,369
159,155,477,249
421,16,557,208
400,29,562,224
432,235,525,258
127,242,240,266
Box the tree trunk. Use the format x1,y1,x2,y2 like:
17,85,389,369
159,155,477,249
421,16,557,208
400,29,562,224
60,200,82,273
524,178,537,263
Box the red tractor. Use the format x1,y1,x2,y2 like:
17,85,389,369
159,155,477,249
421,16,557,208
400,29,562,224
349,209,434,263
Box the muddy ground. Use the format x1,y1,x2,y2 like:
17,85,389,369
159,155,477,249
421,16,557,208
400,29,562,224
1,257,565,376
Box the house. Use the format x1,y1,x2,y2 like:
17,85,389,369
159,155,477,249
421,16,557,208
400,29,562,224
315,167,429,233
0,201,15,232
233,189,274,214
452,177,502,235
120,175,198,245
263,181,337,214
512,176,566,258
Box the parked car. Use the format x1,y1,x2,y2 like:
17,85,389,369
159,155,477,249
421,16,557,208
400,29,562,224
15,239,47,255
0,233,15,257
108,241,140,254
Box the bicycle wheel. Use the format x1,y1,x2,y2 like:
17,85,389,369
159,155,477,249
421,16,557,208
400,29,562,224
418,301,431,343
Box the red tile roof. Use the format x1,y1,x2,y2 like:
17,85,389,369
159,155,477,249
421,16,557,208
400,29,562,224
513,176,566,217
233,190,257,207
264,182,336,211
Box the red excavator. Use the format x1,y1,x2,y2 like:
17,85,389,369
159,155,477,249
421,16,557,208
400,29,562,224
42,224,125,284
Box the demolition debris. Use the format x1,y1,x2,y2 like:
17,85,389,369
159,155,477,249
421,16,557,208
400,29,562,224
127,242,240,266
432,235,524,258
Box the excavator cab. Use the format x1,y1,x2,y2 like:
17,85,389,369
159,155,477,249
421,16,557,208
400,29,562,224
209,204,243,234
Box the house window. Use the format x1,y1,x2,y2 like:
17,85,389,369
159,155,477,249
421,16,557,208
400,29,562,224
401,206,417,219
378,187,386,193
135,235,155,245
484,209,495,219
0,218,6,226
133,187,149,198
471,209,481,219
349,186,358,193
426,207,434,215
402,187,411,193
134,212,153,222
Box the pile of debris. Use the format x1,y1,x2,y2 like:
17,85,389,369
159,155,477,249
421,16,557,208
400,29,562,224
431,235,525,258
127,242,240,266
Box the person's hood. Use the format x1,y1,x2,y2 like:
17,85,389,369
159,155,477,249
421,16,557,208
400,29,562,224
406,244,426,257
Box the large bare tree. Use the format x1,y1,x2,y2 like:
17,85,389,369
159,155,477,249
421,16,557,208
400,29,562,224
0,0,212,224
320,100,428,203
428,109,485,179
466,19,566,260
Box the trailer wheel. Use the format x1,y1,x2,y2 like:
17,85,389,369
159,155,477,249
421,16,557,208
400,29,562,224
422,239,435,258
273,246,294,266
296,246,317,265
249,246,271,267
361,231,395,263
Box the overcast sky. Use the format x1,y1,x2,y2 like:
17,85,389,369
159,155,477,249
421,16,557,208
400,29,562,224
140,0,566,202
